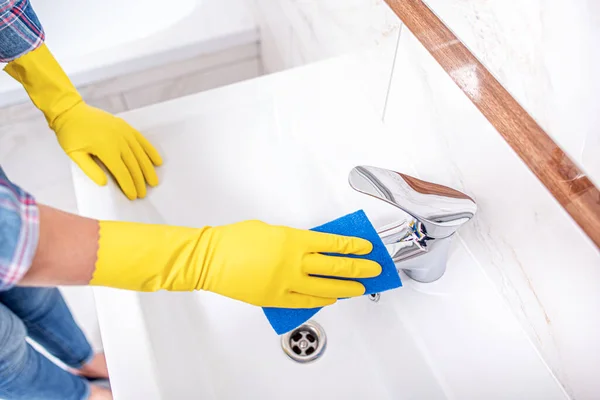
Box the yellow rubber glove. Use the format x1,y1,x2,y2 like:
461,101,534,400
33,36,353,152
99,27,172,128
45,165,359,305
4,44,162,200
91,220,382,308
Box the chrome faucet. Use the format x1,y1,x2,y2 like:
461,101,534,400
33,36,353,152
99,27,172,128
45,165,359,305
348,166,477,283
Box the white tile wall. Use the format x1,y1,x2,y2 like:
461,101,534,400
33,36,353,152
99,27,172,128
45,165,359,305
259,22,291,73
253,0,294,73
384,29,600,400
252,0,401,117
422,0,600,186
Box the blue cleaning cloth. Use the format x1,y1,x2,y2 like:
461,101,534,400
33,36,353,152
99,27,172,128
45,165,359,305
263,210,402,335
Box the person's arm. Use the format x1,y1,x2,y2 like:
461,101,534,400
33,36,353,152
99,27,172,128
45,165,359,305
1,168,381,308
23,204,381,308
2,1,162,200
22,205,98,286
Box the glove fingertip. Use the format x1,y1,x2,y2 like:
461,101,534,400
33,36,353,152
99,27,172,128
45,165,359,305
350,237,374,255
84,167,108,186
349,282,367,297
122,186,137,200
143,166,160,187
71,153,108,186
152,154,163,167
94,174,108,186
148,177,160,187
362,260,383,278
131,128,163,166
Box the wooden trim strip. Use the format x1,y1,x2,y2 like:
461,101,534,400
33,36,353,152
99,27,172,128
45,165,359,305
385,0,600,248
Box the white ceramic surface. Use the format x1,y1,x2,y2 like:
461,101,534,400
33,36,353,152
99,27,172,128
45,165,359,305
385,29,600,399
72,58,565,399
0,0,258,107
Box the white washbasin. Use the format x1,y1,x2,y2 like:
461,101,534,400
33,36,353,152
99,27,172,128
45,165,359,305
72,59,566,399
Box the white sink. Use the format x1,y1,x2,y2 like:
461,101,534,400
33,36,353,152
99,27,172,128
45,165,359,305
72,59,566,399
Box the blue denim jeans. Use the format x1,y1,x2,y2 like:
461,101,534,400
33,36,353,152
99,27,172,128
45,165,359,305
0,287,93,399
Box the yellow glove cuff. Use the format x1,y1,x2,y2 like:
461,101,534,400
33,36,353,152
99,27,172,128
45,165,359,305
4,44,82,126
91,221,210,292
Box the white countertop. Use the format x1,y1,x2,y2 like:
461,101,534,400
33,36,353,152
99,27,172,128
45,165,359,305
72,57,565,399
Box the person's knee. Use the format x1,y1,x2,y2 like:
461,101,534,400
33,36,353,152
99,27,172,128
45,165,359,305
25,288,62,320
0,305,28,376
0,287,62,322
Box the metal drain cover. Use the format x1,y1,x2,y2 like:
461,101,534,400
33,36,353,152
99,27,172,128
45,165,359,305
281,320,326,363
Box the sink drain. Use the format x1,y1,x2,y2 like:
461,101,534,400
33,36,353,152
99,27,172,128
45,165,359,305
281,320,326,363
369,293,381,302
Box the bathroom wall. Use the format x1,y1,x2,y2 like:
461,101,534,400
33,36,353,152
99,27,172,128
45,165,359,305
251,0,401,116
422,0,600,186
384,27,600,400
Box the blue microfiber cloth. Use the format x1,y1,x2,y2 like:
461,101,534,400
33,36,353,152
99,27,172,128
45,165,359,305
263,210,401,335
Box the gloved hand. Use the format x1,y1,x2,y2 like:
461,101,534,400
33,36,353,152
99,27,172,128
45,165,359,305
91,220,382,308
4,44,162,200
52,103,162,200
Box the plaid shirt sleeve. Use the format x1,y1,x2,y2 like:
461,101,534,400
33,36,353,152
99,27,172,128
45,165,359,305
0,166,39,291
0,0,45,63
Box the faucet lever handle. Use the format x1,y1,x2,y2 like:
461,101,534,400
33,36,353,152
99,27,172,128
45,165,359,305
348,166,477,239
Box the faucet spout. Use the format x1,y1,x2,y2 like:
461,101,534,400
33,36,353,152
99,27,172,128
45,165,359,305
349,166,477,283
